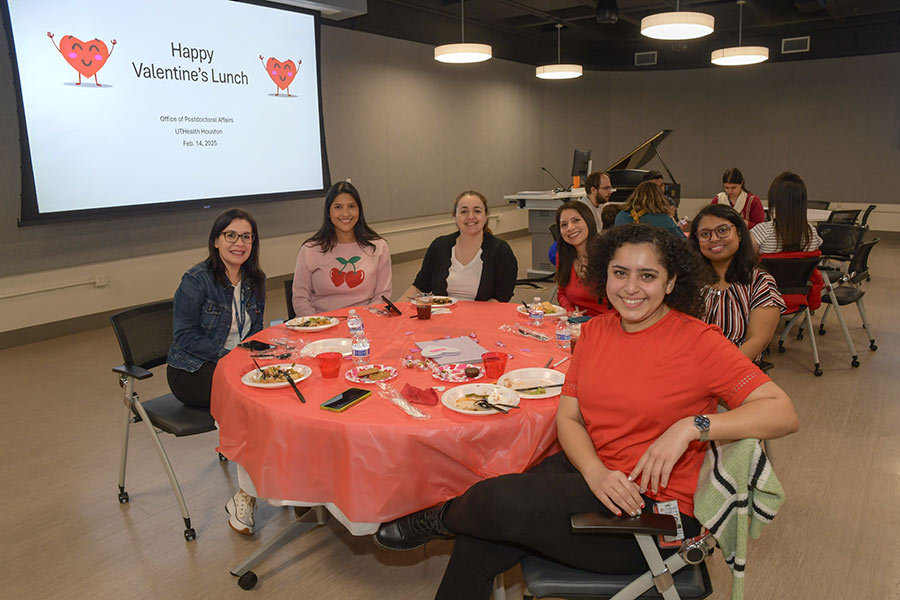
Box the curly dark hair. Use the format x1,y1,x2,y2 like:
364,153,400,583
689,204,758,286
587,224,713,319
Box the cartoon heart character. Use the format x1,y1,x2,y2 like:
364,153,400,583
48,32,116,86
331,257,365,288
259,55,301,96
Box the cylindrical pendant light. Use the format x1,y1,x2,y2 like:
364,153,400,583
434,0,492,64
641,1,714,40
711,1,768,66
536,24,582,79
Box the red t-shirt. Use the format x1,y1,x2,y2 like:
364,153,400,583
557,264,615,316
561,309,769,516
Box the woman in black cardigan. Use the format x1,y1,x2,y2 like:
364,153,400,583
403,191,518,302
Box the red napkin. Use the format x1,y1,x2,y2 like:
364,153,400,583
401,383,439,406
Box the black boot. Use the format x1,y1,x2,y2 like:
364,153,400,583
374,503,453,551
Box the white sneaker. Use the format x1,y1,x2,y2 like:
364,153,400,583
225,490,256,535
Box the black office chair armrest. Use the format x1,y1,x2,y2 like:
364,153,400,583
819,254,851,261
113,364,153,380
571,512,677,537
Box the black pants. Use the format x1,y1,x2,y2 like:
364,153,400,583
166,363,216,409
436,452,701,600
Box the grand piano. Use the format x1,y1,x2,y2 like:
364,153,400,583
607,129,680,207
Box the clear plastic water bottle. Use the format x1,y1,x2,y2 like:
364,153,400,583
529,297,545,328
347,309,364,337
351,331,370,366
555,317,571,351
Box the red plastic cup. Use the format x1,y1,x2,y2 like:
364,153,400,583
481,352,508,379
316,352,342,378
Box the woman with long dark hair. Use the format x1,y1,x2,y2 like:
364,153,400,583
375,225,798,600
690,204,784,361
167,208,266,409
712,167,765,230
292,181,392,316
554,200,610,315
750,172,822,253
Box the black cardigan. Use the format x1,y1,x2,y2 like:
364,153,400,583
412,231,518,302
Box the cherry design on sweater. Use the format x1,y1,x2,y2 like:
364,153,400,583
330,256,365,288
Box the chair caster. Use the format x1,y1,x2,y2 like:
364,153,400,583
184,527,196,541
851,359,860,368
777,343,785,354
818,326,826,336
118,490,130,504
814,367,823,377
797,332,804,341
870,342,878,351
218,453,228,462
238,571,258,590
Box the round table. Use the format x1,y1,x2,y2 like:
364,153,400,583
211,300,566,534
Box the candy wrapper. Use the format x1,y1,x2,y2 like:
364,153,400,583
499,323,550,342
376,382,430,420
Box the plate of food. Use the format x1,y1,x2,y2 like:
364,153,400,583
498,368,565,399
284,315,340,332
345,364,398,384
516,302,565,318
300,338,352,358
432,363,485,383
429,296,457,307
241,363,313,389
441,383,520,416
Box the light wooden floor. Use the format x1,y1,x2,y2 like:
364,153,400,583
1,235,897,599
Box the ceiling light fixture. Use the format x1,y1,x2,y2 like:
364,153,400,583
536,24,582,79
434,0,492,64
711,0,768,66
641,0,714,41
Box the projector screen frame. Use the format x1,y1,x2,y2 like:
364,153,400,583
3,0,331,227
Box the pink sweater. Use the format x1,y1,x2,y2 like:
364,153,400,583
292,239,392,317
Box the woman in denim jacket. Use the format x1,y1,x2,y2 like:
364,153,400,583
166,208,266,409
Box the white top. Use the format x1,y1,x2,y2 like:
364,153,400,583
224,282,251,351
446,245,483,301
750,221,823,254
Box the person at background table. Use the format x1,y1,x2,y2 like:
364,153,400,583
600,202,620,230
555,201,612,316
374,224,798,600
292,181,392,317
614,180,685,238
750,172,823,254
690,204,784,361
167,208,265,409
403,191,517,302
712,167,765,230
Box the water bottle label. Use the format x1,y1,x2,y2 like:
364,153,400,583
556,331,571,342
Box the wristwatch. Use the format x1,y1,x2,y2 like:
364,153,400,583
693,415,710,442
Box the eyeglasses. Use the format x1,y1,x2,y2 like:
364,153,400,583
696,224,735,241
221,231,255,244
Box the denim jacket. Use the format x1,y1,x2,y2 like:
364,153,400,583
167,261,265,372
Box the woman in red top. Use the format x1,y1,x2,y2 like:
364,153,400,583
375,225,799,600
555,200,612,315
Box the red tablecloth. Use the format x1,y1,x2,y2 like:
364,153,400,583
211,301,566,529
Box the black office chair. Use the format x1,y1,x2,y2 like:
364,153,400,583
806,200,830,210
515,224,558,291
110,300,221,541
859,204,877,227
816,223,867,283
285,278,296,320
818,239,879,352
826,209,861,224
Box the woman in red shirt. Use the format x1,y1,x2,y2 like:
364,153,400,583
555,200,612,315
375,225,799,600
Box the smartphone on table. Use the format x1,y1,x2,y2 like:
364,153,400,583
320,388,371,412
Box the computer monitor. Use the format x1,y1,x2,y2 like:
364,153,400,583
571,149,592,180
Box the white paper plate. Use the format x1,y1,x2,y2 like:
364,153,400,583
345,364,398,384
284,316,340,332
300,338,352,358
241,363,312,389
432,363,485,383
440,384,520,416
498,368,565,399
516,303,566,318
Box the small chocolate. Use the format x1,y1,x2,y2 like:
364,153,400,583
464,366,480,378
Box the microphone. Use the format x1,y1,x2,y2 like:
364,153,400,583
541,167,569,192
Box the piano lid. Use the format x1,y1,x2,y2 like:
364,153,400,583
606,130,675,181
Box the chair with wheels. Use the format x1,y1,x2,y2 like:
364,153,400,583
825,209,861,224
110,300,221,541
759,253,824,376
284,278,296,320
816,223,867,283
818,238,879,353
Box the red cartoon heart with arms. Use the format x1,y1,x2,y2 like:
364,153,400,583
59,36,110,78
265,58,298,91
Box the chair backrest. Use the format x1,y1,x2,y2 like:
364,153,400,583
860,204,877,226
759,255,821,296
109,300,174,369
846,238,879,285
284,278,296,320
549,223,560,243
816,223,866,257
826,209,861,224
807,200,830,210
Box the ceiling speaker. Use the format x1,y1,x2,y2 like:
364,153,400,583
596,0,618,24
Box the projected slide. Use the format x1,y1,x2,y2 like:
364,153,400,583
5,0,326,218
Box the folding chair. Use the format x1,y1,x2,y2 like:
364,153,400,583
859,205,877,227
285,278,296,320
818,239,879,353
825,209,860,224
816,223,866,283
806,200,830,210
110,300,222,541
